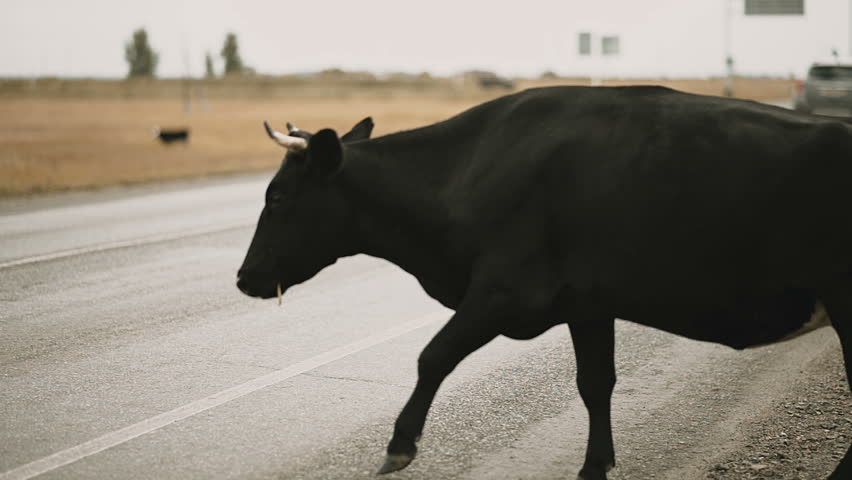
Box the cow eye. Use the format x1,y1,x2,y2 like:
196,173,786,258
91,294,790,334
267,192,283,206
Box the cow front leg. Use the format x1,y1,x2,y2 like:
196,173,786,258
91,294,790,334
821,287,852,480
568,318,616,480
377,298,502,474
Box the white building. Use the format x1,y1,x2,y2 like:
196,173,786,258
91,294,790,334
563,0,850,79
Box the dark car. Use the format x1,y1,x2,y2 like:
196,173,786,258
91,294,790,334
795,64,852,115
464,70,516,90
477,74,515,89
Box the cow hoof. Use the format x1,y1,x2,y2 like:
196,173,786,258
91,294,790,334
576,473,607,480
376,453,414,474
576,465,610,480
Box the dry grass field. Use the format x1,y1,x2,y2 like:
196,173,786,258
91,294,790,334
518,76,794,99
0,76,794,196
0,96,498,196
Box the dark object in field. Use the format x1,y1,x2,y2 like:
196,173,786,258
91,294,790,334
466,70,515,89
152,127,190,144
237,87,852,479
478,74,514,89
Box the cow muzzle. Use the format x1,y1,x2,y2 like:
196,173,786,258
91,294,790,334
236,272,283,304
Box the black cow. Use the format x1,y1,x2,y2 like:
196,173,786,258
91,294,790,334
152,127,190,144
237,86,852,479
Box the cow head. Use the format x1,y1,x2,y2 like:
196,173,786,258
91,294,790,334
236,117,374,300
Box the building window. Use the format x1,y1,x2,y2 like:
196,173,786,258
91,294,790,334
744,0,804,15
601,36,620,56
578,32,592,56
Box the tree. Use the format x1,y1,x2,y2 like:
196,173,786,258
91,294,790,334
204,52,216,78
220,33,244,75
124,28,158,78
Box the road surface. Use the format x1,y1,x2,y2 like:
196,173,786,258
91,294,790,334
1,106,849,479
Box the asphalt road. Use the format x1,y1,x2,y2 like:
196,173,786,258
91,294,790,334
1,101,847,480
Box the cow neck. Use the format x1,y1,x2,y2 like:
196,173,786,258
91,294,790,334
340,134,461,286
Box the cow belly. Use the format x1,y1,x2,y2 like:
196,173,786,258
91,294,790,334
622,292,829,350
500,317,563,340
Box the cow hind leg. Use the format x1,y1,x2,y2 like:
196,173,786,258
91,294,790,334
568,317,617,480
819,286,852,480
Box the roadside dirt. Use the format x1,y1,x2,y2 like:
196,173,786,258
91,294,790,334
272,322,848,480
594,328,851,480
704,349,850,480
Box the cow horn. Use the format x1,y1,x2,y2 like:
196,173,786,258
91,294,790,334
286,122,299,134
264,121,307,151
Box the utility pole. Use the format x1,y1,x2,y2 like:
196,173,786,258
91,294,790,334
181,33,192,114
724,0,735,97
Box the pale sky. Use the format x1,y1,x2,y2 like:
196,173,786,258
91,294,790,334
1,0,849,79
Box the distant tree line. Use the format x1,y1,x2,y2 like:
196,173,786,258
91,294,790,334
124,28,249,79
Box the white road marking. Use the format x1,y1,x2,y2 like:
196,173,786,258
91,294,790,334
0,221,254,270
0,309,447,480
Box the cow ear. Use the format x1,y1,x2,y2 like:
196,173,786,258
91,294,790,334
341,116,374,143
306,128,343,178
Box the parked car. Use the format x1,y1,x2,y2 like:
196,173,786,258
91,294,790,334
464,71,516,90
478,74,515,90
794,64,852,115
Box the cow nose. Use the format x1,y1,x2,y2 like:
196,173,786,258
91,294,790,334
236,274,251,295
